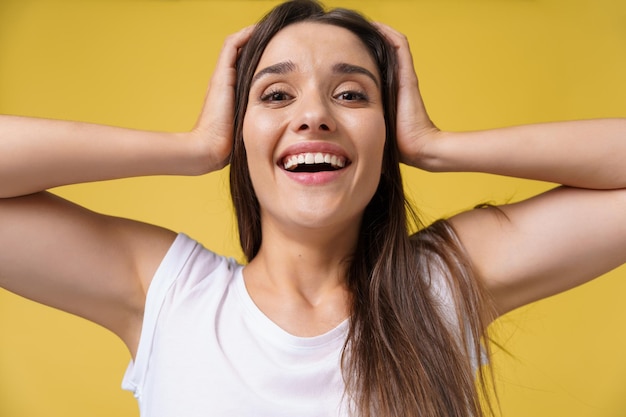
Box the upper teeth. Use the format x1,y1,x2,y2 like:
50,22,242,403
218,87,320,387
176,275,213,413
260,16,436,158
283,152,346,170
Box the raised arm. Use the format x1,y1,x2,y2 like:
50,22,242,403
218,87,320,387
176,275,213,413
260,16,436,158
0,27,253,354
0,26,254,198
407,121,626,191
377,23,626,316
0,117,205,198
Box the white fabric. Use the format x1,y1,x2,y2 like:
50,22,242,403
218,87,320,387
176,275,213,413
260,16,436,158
122,234,350,417
122,233,478,416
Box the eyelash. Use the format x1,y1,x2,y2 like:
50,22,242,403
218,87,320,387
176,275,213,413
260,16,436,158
260,89,292,102
259,89,369,103
335,90,368,102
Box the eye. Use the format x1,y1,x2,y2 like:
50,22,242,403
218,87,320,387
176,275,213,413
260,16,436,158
335,90,368,102
260,89,293,102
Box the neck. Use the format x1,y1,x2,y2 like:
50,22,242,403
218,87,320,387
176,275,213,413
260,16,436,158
251,216,360,298
241,216,360,336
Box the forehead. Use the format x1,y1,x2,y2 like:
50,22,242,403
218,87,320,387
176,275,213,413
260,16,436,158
255,22,379,78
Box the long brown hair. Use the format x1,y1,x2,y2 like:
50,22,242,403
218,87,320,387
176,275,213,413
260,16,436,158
230,1,495,416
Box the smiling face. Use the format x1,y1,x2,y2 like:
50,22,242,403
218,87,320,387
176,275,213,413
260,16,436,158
242,22,386,236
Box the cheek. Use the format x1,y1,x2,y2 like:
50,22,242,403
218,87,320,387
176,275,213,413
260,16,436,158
242,112,266,169
242,111,278,197
350,113,387,205
359,113,387,165
241,113,255,154
242,109,282,158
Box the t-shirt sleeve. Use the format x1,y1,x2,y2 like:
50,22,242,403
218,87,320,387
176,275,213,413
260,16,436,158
121,233,201,397
432,256,489,370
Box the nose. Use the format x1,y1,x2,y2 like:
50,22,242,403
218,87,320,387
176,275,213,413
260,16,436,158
291,92,336,134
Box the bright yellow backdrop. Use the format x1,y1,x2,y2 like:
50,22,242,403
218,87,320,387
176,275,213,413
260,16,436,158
1,0,625,416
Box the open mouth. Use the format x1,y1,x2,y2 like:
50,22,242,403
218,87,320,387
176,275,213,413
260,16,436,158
282,152,348,172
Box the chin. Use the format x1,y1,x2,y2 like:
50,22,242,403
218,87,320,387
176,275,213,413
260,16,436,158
290,204,364,233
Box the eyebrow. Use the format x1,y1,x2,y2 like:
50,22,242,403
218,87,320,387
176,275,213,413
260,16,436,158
251,60,380,88
332,62,379,88
251,61,296,86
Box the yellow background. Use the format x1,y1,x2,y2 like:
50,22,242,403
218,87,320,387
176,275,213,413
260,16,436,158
1,0,625,416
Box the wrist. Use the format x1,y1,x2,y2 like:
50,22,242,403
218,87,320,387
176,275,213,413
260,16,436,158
168,131,215,176
402,128,449,172
181,128,232,175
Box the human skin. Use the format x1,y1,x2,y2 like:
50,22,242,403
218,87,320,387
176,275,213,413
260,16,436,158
240,23,387,335
375,22,626,314
0,19,624,357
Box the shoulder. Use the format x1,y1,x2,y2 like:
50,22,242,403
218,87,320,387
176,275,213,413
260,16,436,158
412,219,496,326
147,233,241,298
127,233,241,356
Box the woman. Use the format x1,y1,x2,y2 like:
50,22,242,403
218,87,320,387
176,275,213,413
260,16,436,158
0,0,624,416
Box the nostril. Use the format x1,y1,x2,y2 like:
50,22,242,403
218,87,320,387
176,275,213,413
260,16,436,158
296,122,332,132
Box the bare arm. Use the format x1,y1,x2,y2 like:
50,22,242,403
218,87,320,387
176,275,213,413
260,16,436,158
449,187,626,315
415,119,626,315
0,23,255,197
0,117,208,198
378,23,626,316
415,120,626,190
0,27,253,353
0,193,176,355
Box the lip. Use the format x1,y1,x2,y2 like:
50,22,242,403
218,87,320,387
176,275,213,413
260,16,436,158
277,141,351,186
282,169,346,186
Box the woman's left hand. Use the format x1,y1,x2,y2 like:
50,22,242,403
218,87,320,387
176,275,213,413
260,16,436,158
375,23,443,170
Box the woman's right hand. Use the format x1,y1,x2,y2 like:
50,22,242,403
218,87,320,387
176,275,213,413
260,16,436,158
0,26,256,355
190,26,254,173
0,26,254,198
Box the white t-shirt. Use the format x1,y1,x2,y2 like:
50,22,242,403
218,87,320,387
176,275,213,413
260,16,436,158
122,233,469,416
122,234,350,417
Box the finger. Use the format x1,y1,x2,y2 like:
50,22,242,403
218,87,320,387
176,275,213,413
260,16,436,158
212,25,256,81
373,22,419,89
373,22,405,42
373,23,413,63
228,25,256,51
197,26,255,128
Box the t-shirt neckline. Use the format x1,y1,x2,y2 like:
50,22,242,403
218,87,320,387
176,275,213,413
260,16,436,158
233,265,349,349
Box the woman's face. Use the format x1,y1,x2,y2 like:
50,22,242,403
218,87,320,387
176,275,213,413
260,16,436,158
242,22,386,235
